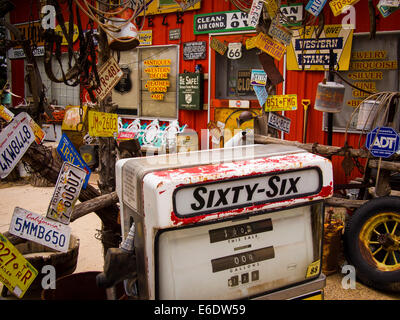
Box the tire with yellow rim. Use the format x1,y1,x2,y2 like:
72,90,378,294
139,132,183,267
344,196,400,292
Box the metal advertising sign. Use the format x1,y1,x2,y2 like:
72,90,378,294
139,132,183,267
286,24,353,71
57,133,91,188
264,94,298,112
0,112,36,179
268,112,291,134
183,41,207,60
173,167,321,217
46,162,87,225
94,56,124,101
366,126,400,158
227,42,242,60
255,32,286,61
194,11,255,34
88,110,118,137
251,69,268,86
9,207,71,253
179,73,203,110
210,37,228,56
0,232,38,298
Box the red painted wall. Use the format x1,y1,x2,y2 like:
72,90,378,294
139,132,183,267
8,1,400,185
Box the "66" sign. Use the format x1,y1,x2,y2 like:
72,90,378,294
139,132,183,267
227,42,242,60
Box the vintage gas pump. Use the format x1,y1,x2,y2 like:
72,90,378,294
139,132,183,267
99,144,333,300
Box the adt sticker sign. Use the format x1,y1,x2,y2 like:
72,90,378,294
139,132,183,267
366,126,400,158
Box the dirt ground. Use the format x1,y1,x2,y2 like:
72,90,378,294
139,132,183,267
0,178,399,300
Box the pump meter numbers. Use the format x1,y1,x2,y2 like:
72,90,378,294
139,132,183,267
211,246,275,273
209,219,272,243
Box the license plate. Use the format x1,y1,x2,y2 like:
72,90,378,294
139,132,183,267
0,112,36,179
46,162,87,225
9,207,71,253
268,112,291,134
329,0,360,16
264,94,298,112
0,233,38,298
268,19,293,46
88,110,118,137
94,56,124,101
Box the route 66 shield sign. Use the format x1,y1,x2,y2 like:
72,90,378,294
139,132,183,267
227,42,242,60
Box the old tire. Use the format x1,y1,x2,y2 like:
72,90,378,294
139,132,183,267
343,196,400,292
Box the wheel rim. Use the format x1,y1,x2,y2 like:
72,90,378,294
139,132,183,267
359,212,400,272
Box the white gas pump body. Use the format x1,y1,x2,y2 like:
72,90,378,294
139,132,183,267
116,144,333,300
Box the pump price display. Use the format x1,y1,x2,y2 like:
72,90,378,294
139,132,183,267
0,233,38,298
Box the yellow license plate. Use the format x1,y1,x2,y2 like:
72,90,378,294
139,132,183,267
0,233,38,298
88,110,118,137
329,0,360,16
264,94,298,112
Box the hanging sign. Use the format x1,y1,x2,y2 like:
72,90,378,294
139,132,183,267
255,32,286,61
251,69,268,86
194,11,255,34
169,28,181,40
268,19,293,46
88,111,118,137
9,207,71,253
268,112,291,134
183,41,207,60
264,94,298,112
227,42,242,60
245,36,258,50
286,24,353,71
94,56,124,101
46,162,87,225
57,133,91,189
0,112,36,179
210,37,228,56
138,30,152,46
138,0,200,16
248,0,264,27
179,73,203,110
264,0,279,19
280,3,303,27
329,0,361,17
306,0,328,16
0,232,38,298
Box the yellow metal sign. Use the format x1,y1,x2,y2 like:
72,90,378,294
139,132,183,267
286,24,353,71
255,32,286,61
54,23,79,45
88,111,118,137
9,21,44,48
329,0,360,16
306,259,321,278
264,94,298,112
0,233,38,298
61,105,88,132
138,30,153,46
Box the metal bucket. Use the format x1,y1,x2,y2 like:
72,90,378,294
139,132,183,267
314,81,345,113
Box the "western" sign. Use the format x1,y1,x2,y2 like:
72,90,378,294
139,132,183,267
173,168,321,217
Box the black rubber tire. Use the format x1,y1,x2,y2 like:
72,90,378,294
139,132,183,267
343,196,400,292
